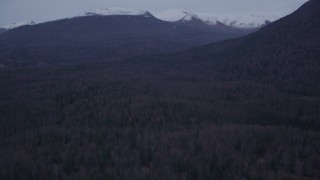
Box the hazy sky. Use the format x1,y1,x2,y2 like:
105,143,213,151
0,0,308,25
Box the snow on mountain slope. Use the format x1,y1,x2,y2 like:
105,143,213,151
78,7,152,17
156,9,219,25
1,8,281,30
198,13,280,29
156,9,280,28
157,9,196,21
0,20,36,30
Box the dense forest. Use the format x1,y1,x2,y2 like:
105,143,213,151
1,0,320,179
0,64,320,179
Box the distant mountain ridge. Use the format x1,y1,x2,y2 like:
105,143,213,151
0,7,281,30
78,7,152,17
156,9,280,28
0,10,254,67
0,20,36,30
156,9,205,23
197,12,278,28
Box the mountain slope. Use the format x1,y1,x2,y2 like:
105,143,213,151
128,0,320,95
156,9,203,23
0,12,252,67
0,28,7,33
198,13,278,29
155,9,255,35
108,0,320,129
0,20,36,30
196,0,320,95
156,9,279,28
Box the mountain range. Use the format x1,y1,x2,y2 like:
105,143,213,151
114,0,320,128
156,9,279,28
0,9,257,67
1,0,320,179
0,8,279,31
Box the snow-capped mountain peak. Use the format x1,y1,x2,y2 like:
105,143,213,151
1,8,281,31
156,9,204,23
157,9,280,28
0,20,36,30
197,13,280,29
79,7,152,17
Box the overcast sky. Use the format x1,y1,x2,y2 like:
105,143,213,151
0,0,308,25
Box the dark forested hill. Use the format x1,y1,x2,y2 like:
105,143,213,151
123,0,320,96
0,13,251,67
109,0,320,129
